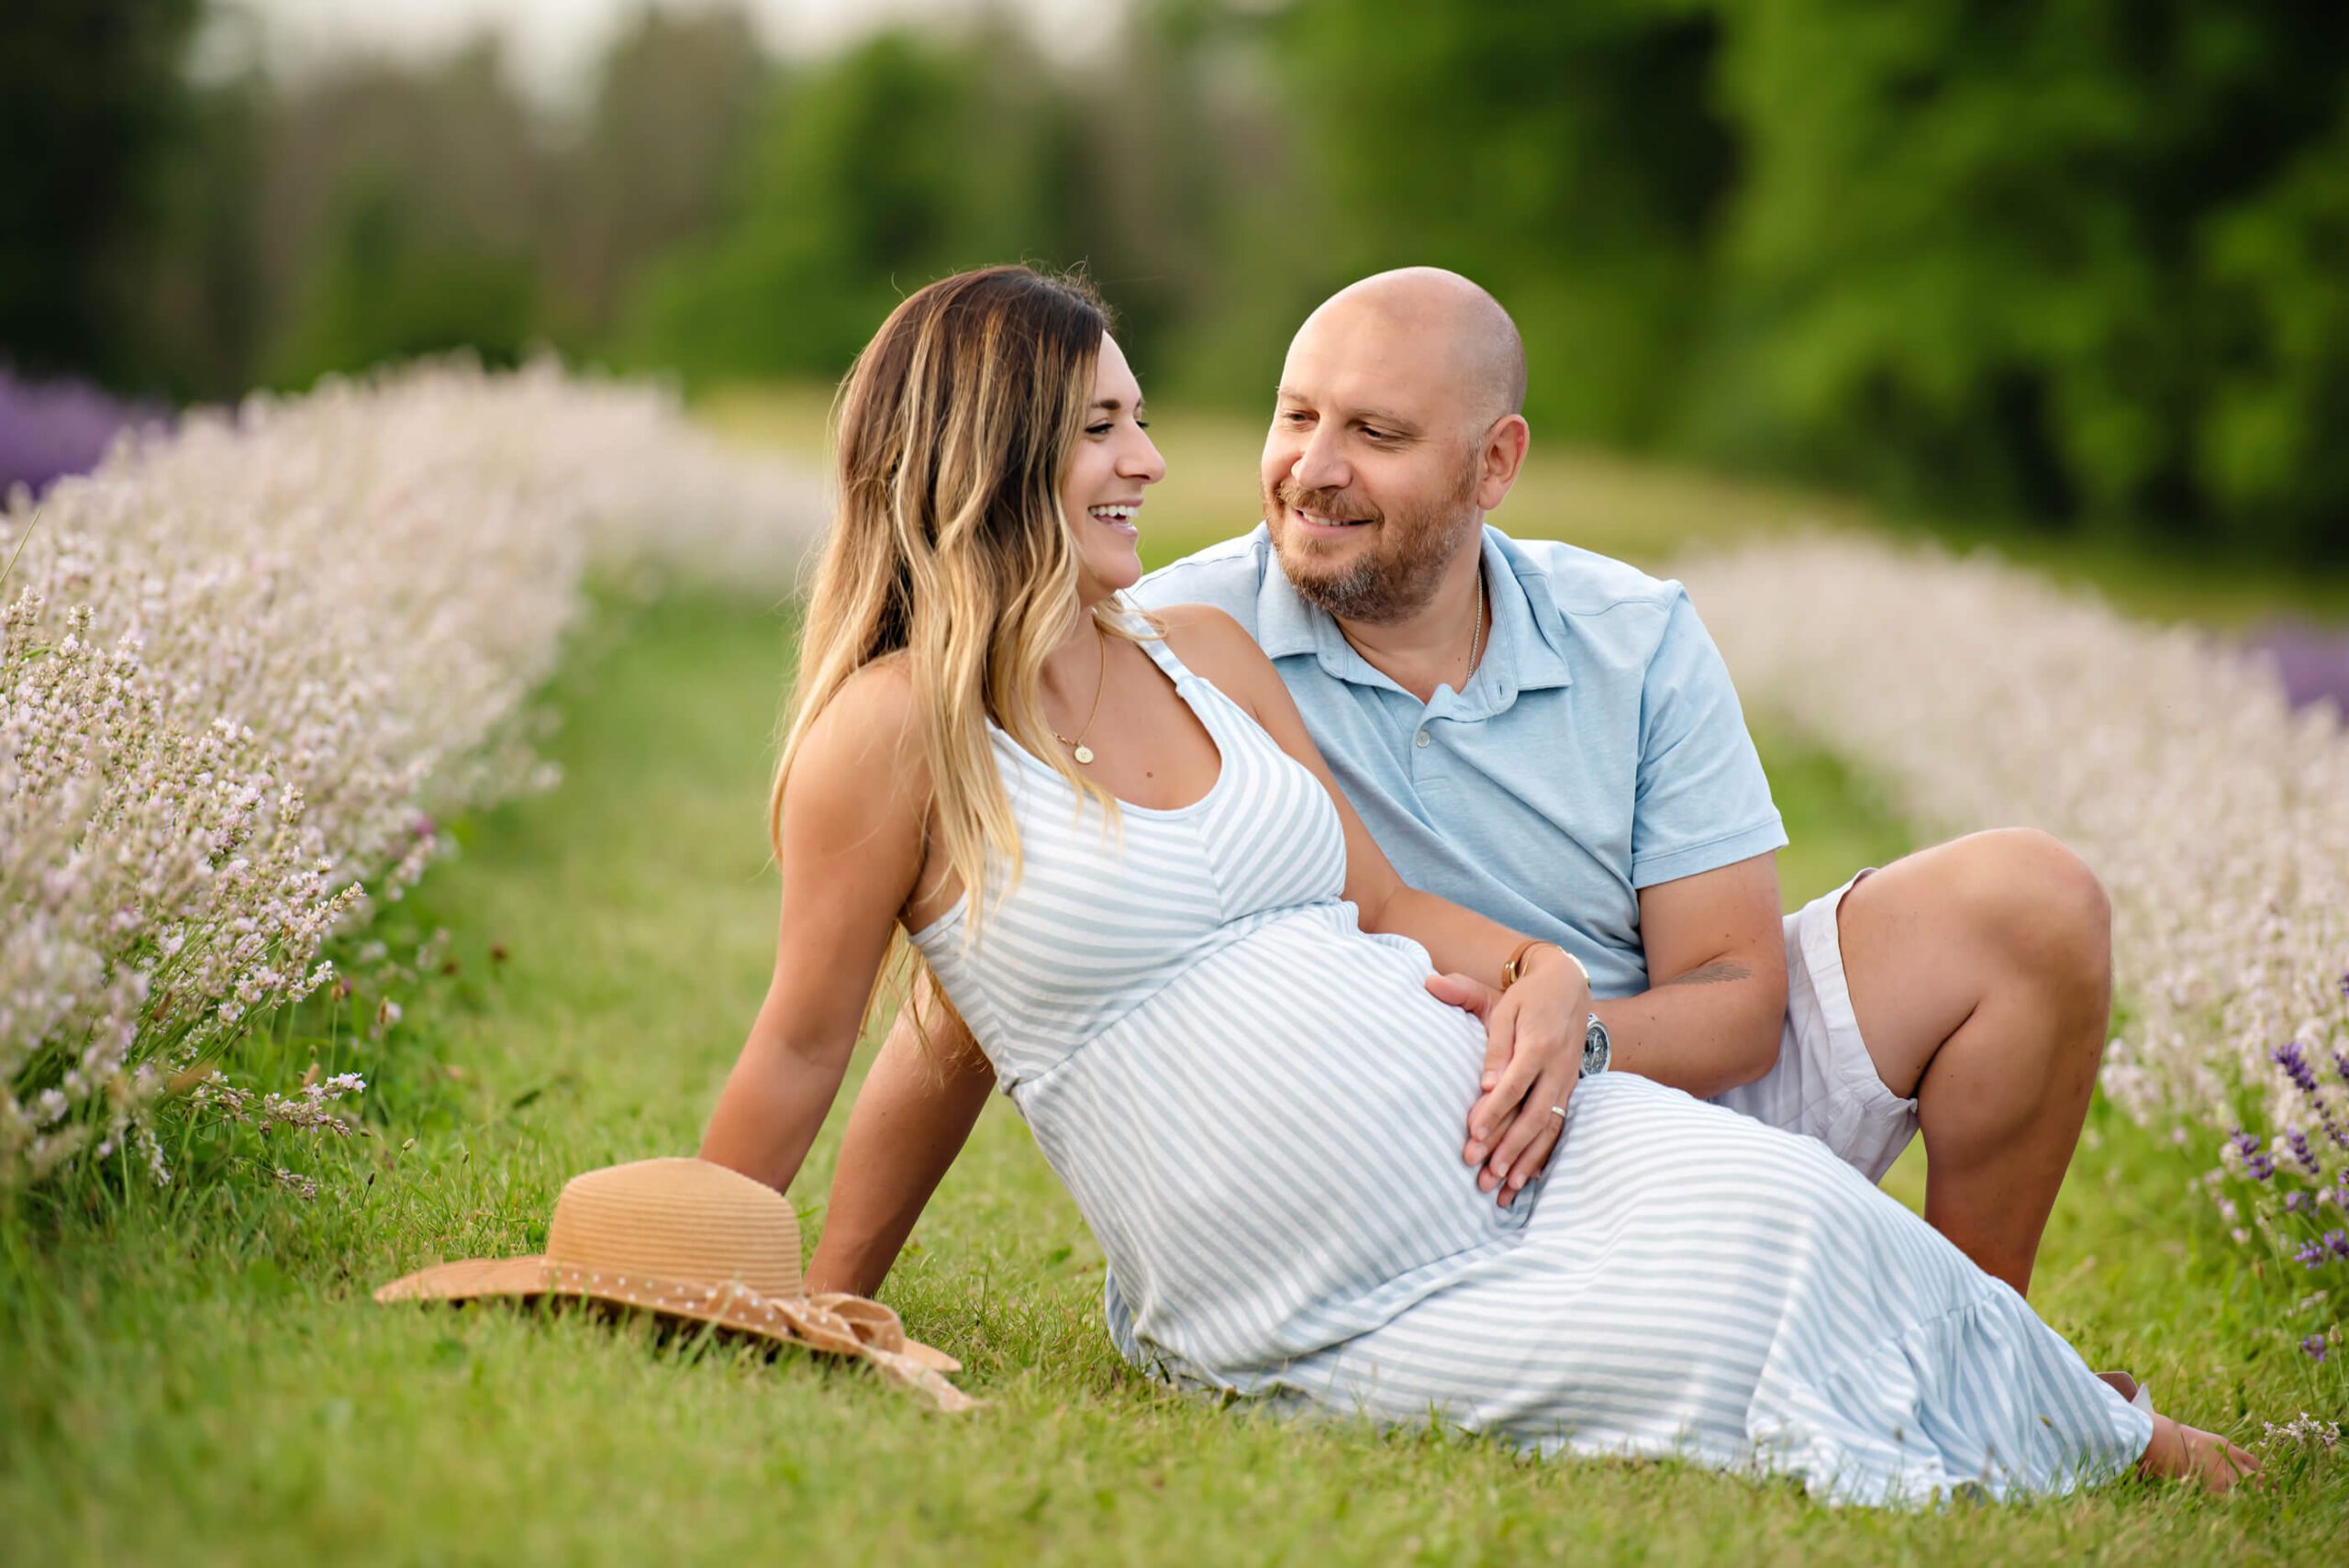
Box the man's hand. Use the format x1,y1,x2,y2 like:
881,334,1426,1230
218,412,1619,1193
1425,948,1589,1207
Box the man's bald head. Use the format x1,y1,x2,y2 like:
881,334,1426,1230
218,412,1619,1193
1295,267,1527,428
1262,267,1534,627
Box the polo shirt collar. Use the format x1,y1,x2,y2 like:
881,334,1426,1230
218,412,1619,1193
1251,524,1575,713
1483,527,1576,696
1240,524,1310,656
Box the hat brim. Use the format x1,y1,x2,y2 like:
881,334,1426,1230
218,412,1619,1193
376,1256,557,1304
373,1257,963,1374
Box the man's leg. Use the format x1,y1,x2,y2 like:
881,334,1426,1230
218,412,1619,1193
1833,827,2112,1296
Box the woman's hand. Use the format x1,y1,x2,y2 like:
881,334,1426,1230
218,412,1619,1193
1425,947,1592,1207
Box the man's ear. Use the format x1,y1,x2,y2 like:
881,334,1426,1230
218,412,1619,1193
1475,414,1531,512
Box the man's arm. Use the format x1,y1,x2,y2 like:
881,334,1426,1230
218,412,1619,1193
1597,584,1791,1101
803,974,996,1297
1596,851,1787,1099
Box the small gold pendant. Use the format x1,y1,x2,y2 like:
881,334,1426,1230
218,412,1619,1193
1073,743,1095,765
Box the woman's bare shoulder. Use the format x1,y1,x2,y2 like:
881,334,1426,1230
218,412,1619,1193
1148,600,1250,641
1150,602,1277,707
789,658,931,814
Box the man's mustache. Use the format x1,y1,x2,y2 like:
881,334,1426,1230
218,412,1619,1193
1272,479,1380,526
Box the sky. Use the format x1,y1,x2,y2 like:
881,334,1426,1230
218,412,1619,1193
202,0,1129,110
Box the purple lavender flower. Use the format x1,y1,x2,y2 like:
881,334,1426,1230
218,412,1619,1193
2309,1335,2332,1362
2249,619,2349,716
2299,1239,2330,1268
2287,1128,2323,1177
2274,1041,2322,1097
2231,1126,2277,1180
2332,1229,2349,1258
2285,1191,2310,1214
0,367,170,497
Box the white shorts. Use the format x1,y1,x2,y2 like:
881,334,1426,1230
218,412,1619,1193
1706,869,1920,1184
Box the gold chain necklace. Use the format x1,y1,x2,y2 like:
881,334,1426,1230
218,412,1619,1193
1051,617,1108,765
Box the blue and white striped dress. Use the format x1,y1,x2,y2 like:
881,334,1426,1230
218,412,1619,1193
907,603,2154,1507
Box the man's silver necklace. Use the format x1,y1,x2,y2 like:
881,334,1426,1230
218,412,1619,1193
1466,567,1486,677
1338,569,1485,684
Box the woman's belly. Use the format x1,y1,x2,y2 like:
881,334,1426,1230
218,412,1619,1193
1012,904,1533,1376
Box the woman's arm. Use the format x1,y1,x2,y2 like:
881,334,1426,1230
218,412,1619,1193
804,974,996,1296
700,666,933,1197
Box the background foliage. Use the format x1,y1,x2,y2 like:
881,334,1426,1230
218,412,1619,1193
5,0,2344,554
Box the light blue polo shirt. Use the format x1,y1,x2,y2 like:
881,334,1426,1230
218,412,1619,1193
1131,524,1787,998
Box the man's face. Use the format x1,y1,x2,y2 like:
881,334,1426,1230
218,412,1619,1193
1259,304,1486,625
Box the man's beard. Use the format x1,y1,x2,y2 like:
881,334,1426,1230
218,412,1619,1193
1266,455,1482,625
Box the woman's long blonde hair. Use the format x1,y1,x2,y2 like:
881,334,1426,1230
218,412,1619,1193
771,266,1144,1029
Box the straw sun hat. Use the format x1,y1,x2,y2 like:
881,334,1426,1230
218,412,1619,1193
375,1156,974,1411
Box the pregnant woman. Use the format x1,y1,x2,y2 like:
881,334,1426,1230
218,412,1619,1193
699,264,2250,1504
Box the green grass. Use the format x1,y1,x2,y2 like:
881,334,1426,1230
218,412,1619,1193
5,587,2340,1565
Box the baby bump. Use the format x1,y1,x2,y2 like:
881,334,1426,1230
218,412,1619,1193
1016,909,1529,1370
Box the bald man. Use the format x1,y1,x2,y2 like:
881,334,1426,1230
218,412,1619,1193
804,268,2113,1307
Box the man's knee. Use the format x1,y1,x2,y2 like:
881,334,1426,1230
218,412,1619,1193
1949,827,2111,997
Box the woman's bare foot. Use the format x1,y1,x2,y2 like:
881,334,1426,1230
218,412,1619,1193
2136,1412,2263,1492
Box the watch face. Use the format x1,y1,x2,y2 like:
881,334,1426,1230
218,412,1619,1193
1582,1014,1611,1076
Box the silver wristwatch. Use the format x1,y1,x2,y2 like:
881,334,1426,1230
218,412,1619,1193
1579,1012,1611,1078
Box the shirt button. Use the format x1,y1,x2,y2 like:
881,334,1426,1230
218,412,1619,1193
1414,729,1431,748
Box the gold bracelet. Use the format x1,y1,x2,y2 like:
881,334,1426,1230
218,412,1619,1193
1501,938,1587,993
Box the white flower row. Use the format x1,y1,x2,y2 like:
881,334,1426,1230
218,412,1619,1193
1679,531,2349,1137
1,357,823,1186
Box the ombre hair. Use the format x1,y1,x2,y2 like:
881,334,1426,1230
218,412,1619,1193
772,265,1146,989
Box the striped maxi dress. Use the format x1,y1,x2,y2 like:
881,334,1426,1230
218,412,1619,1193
907,599,2153,1507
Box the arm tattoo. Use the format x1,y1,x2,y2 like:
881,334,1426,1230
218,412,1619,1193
1662,960,1753,987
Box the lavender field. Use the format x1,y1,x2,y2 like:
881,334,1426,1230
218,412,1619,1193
1,376,2343,1563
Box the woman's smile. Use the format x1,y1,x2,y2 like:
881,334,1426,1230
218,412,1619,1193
1086,500,1144,538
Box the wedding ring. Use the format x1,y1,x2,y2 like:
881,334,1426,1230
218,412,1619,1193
1547,1105,1568,1121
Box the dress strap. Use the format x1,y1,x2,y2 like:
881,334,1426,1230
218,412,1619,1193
1111,594,1197,686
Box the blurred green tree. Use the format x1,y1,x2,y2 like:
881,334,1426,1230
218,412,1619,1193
2187,93,2349,556
15,0,2348,556
1268,0,1738,447
139,71,269,399
1705,0,2349,547
265,177,540,388
1074,0,1341,410
0,0,203,390
544,6,771,349
251,36,552,389
1269,0,2349,556
623,25,1088,383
